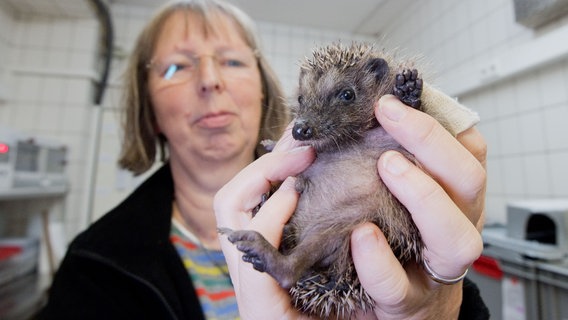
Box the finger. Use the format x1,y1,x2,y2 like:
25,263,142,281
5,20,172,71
214,146,314,227
378,151,483,280
375,95,486,223
457,127,487,232
249,177,299,246
229,179,304,318
272,121,303,152
456,127,487,168
456,127,487,231
235,247,299,319
351,223,409,310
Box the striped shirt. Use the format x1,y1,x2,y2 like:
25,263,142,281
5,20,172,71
170,219,240,319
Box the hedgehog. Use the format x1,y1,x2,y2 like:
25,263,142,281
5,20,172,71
221,42,464,319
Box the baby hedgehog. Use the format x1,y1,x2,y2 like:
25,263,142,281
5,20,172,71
224,42,430,319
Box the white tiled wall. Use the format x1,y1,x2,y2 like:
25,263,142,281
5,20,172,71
0,5,14,102
379,0,568,223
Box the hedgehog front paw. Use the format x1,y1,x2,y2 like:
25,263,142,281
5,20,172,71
393,69,422,109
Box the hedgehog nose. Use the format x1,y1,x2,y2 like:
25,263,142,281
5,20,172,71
292,120,313,141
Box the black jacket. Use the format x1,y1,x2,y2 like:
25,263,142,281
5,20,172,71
40,164,205,320
40,163,489,319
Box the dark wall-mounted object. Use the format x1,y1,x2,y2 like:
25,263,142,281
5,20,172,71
514,0,568,28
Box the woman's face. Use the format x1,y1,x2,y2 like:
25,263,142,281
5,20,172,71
148,11,263,166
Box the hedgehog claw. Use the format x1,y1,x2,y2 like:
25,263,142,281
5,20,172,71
393,68,422,109
243,254,266,272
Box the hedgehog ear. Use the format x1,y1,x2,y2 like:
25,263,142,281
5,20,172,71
365,58,389,82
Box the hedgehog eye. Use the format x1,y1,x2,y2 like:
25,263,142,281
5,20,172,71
298,95,304,104
338,89,355,102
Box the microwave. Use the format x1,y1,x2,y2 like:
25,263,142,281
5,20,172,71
0,128,68,190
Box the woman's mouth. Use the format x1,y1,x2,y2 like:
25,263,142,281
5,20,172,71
195,112,234,129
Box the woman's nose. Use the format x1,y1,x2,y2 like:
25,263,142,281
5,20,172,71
197,56,223,93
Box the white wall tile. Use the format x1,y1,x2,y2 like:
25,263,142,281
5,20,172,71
515,74,541,112
454,28,472,65
523,154,551,196
0,9,13,44
68,51,96,70
473,88,499,121
0,105,12,125
486,156,504,194
478,121,501,157
62,79,92,105
470,20,490,57
498,116,522,155
14,74,42,103
543,105,568,150
485,195,508,224
58,132,89,164
48,21,73,49
40,77,64,103
23,19,50,48
467,0,490,22
19,48,46,70
37,104,62,132
538,62,568,107
501,156,526,196
518,111,547,153
453,2,470,37
495,81,518,117
62,106,90,133
10,103,39,132
548,151,568,196
70,21,98,52
487,8,504,48
45,49,71,69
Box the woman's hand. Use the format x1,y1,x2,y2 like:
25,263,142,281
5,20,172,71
214,125,316,319
350,95,487,319
215,95,487,319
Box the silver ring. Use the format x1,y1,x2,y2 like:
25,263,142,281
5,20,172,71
423,259,468,285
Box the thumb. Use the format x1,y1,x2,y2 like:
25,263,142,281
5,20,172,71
351,223,410,308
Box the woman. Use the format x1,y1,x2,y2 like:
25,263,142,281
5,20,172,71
41,0,488,319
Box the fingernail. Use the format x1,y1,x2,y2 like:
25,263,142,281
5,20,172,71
379,96,407,122
382,151,410,175
279,176,297,191
353,226,378,254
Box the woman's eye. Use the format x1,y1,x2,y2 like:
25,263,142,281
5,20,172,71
223,58,246,67
338,89,355,101
163,64,181,79
162,62,195,80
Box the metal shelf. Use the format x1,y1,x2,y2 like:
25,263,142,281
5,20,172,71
0,186,67,201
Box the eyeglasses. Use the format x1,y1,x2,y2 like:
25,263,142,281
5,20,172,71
147,50,259,85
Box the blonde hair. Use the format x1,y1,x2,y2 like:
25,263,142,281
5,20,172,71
118,0,290,174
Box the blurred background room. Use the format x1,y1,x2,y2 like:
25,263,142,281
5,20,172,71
0,0,567,318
